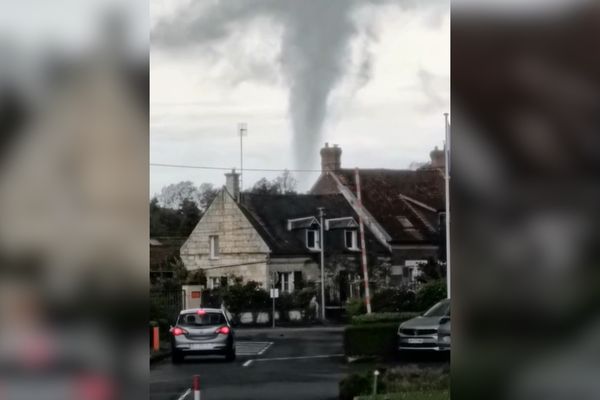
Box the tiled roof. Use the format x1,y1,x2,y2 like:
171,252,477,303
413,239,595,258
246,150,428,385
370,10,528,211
313,168,445,244
238,193,388,256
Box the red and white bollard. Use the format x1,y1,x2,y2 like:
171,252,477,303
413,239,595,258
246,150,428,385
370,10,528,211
192,375,201,400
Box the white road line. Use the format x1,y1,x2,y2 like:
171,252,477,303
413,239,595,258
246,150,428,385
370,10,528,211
254,354,344,362
242,359,253,367
235,341,273,355
242,353,344,368
176,388,191,400
257,342,273,355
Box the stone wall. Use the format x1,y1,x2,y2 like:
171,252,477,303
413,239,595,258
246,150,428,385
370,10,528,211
180,190,271,286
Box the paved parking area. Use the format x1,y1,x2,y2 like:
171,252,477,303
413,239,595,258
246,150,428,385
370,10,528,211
150,327,346,400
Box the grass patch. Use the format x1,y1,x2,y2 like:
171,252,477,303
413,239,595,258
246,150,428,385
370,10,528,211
339,365,449,400
354,389,449,400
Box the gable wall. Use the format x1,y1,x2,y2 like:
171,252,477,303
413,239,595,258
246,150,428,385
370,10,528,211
180,190,271,286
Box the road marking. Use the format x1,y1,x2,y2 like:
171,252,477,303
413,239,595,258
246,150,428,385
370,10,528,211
242,353,344,367
242,359,253,367
176,388,191,400
254,354,344,362
257,342,273,355
236,341,273,355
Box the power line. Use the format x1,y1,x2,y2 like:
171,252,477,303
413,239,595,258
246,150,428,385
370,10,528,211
150,162,321,173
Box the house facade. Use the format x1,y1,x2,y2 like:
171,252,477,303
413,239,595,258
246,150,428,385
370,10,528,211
310,143,447,284
180,143,446,297
180,170,389,303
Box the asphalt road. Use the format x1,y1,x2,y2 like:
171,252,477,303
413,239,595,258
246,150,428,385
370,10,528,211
150,327,348,400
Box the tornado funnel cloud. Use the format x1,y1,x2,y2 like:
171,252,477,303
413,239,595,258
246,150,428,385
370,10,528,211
151,0,433,170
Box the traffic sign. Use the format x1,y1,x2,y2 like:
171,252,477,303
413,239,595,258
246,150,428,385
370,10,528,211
270,288,279,298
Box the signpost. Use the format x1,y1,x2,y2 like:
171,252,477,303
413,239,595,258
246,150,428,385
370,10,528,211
270,287,279,328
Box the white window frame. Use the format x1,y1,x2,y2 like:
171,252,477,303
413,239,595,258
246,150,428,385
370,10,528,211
209,276,220,289
344,230,359,250
306,229,321,251
209,235,219,259
278,272,295,293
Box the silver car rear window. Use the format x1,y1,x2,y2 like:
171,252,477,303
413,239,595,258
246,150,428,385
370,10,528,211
178,312,226,326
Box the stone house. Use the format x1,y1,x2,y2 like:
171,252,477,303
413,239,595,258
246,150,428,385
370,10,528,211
310,143,447,284
180,143,446,297
180,169,388,303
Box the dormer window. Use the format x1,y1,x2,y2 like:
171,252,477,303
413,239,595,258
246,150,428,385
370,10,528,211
344,230,359,250
306,229,321,251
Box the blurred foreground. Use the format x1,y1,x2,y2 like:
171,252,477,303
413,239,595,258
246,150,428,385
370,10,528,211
0,1,148,399
452,1,600,399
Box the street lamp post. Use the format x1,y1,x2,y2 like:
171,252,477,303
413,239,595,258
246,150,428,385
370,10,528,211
318,207,326,321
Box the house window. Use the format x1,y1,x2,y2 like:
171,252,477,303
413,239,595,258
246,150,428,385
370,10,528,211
344,230,359,250
209,235,219,259
278,272,294,293
209,276,220,289
306,229,320,251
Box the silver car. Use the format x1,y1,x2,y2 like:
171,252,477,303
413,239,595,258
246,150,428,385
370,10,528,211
170,308,236,363
397,299,450,352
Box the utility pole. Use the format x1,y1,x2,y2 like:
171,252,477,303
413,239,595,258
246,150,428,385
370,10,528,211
318,207,326,321
271,271,276,329
355,168,372,314
238,123,247,192
444,112,451,299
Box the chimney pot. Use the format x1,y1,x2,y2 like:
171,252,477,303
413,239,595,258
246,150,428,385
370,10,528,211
429,146,445,169
225,168,240,199
320,143,342,172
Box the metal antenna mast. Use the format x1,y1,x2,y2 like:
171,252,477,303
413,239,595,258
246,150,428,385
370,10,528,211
238,123,247,191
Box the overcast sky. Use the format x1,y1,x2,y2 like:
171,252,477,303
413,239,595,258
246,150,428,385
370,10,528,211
150,0,449,195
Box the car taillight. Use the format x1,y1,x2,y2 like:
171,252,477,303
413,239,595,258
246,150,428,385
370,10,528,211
171,327,188,336
215,326,230,335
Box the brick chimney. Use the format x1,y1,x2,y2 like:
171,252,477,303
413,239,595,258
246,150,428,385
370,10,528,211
320,143,342,172
430,146,445,169
225,169,240,199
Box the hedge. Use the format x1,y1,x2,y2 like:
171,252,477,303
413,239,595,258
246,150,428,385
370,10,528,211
354,390,449,400
344,322,399,357
351,312,420,325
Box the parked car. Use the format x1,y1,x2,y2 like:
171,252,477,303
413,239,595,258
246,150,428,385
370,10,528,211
170,308,236,363
397,298,450,352
437,316,451,350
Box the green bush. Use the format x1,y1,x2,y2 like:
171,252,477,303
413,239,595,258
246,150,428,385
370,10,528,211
371,288,417,313
351,312,420,325
346,297,367,317
339,372,373,400
415,280,447,311
344,322,399,357
340,366,449,400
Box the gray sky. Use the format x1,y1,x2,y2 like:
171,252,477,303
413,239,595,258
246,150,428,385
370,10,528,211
150,0,449,195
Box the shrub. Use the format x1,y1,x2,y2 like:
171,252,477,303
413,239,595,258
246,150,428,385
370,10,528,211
344,322,399,357
371,288,417,313
339,372,373,400
351,312,420,325
340,366,449,400
383,366,450,393
346,297,367,317
415,280,447,311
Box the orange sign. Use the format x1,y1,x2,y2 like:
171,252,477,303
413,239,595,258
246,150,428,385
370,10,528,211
191,291,201,299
